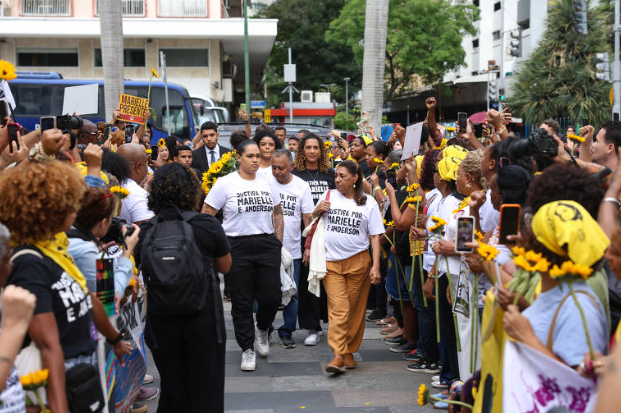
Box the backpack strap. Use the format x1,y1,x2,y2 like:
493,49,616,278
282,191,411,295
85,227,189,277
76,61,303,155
546,290,602,351
10,248,44,263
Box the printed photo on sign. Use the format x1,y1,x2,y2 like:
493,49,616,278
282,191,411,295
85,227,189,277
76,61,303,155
453,264,470,318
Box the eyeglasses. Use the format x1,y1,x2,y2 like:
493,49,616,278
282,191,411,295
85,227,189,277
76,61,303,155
81,132,97,136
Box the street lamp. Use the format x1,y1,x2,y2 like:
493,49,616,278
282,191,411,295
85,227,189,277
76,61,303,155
320,83,337,94
343,77,350,130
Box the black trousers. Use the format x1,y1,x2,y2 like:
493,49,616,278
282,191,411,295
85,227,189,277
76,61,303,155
439,274,460,380
146,311,225,413
419,270,439,362
226,233,282,350
298,263,327,331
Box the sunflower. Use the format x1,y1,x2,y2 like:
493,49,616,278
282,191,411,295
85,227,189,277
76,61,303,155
151,68,159,78
406,183,420,192
390,162,400,170
514,251,551,273
475,230,484,242
0,60,17,82
417,384,429,406
549,260,594,280
158,138,166,148
477,243,500,262
110,186,130,198
324,140,332,148
567,133,585,144
405,196,423,204
445,126,456,132
373,157,383,164
429,216,447,233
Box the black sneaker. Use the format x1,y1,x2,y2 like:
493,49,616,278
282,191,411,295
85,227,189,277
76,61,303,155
390,342,417,353
406,359,441,373
366,307,387,322
280,336,296,349
384,336,406,346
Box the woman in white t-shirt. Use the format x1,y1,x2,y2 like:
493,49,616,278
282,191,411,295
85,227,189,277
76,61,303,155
312,160,385,374
254,129,282,177
203,140,284,372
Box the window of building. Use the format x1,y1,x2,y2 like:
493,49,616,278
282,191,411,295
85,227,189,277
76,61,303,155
494,2,501,11
159,49,209,67
493,31,501,41
473,0,480,7
158,0,208,17
17,48,78,67
95,0,145,16
94,48,146,67
21,0,70,16
472,39,479,49
519,19,530,30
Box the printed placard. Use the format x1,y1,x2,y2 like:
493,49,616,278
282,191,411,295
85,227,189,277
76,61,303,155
453,262,470,318
117,94,149,125
96,258,115,316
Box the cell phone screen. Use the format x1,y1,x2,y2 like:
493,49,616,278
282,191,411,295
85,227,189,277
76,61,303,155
125,125,135,143
40,117,56,132
500,205,521,245
456,216,475,253
0,100,9,127
103,126,110,141
7,123,20,153
458,112,468,131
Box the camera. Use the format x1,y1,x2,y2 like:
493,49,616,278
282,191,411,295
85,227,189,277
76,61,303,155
508,128,558,159
56,114,83,131
102,217,135,244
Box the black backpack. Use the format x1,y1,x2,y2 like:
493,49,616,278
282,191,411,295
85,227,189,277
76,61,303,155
140,208,208,315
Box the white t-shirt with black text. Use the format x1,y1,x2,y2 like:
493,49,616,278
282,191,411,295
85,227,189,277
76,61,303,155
119,178,154,224
274,175,314,259
322,191,385,261
205,171,281,237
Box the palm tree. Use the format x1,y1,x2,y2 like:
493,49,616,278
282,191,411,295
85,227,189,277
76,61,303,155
361,0,389,134
99,0,125,120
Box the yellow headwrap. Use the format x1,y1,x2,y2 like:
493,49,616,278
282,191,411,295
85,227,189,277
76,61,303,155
435,138,448,150
531,200,610,268
437,156,461,181
361,135,374,147
33,232,88,292
442,145,468,161
415,155,424,180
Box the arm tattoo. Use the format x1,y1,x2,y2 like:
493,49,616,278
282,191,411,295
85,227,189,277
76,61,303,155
202,204,219,216
273,204,284,243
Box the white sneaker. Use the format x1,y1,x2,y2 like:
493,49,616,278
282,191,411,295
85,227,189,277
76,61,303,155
241,349,256,371
432,375,440,382
255,327,270,357
304,330,320,346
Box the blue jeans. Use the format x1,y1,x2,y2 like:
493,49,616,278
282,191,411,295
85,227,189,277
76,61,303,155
278,259,301,338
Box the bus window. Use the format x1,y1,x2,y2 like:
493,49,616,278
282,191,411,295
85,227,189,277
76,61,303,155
146,87,189,139
12,84,54,116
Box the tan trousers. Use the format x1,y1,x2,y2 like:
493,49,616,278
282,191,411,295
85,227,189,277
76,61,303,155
323,250,372,356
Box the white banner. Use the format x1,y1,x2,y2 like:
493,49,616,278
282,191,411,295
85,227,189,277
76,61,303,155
0,80,15,109
503,340,597,413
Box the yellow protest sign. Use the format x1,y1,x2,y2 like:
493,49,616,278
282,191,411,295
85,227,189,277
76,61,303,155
117,94,149,125
264,109,271,123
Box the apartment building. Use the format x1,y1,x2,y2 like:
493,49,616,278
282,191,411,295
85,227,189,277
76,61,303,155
0,0,277,104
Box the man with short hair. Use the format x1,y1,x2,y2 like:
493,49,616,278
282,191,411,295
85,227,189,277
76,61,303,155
271,149,314,349
77,120,98,146
591,121,621,170
116,144,154,225
275,126,287,146
288,136,300,156
191,121,231,175
297,129,310,139
174,145,193,168
540,119,560,139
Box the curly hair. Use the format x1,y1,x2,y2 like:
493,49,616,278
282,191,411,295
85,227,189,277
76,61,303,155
148,163,203,213
75,187,115,231
253,129,282,150
526,164,604,218
294,133,331,173
0,161,85,245
460,149,489,191
420,149,440,191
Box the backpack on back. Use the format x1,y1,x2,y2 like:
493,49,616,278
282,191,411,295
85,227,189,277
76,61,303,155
140,208,208,315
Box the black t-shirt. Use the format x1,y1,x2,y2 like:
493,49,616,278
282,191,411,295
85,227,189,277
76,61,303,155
358,159,372,178
293,168,336,205
135,208,231,311
8,247,97,359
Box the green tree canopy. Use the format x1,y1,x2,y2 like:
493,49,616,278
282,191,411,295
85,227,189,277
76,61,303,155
510,0,612,126
258,0,362,108
326,0,479,103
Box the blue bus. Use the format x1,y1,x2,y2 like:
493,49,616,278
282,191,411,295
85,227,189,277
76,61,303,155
8,72,204,144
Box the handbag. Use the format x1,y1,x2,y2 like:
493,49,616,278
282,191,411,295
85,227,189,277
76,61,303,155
304,190,331,250
65,363,105,413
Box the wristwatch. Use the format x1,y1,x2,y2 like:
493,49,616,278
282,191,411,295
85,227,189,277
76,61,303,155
28,143,55,163
107,332,125,346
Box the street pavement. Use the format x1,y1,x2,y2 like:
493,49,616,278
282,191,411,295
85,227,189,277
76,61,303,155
141,298,438,412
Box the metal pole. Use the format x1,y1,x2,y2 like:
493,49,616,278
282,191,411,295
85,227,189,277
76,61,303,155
614,0,620,117
344,77,350,130
160,51,171,134
288,48,293,123
499,0,505,93
243,0,250,111
486,70,490,112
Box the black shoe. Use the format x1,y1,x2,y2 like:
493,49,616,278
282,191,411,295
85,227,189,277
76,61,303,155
280,336,296,349
366,307,387,322
390,342,417,353
384,336,406,346
406,359,441,373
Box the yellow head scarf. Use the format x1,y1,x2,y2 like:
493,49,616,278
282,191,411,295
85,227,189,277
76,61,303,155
33,232,88,292
361,135,374,147
531,200,610,268
435,138,448,150
442,145,468,161
437,156,461,181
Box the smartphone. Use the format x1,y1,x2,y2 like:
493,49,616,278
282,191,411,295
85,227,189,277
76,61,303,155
482,123,491,135
340,132,347,140
103,126,111,141
151,145,159,161
457,112,468,132
40,116,56,133
581,118,588,126
7,123,20,154
0,100,9,127
499,204,522,245
240,103,246,111
125,125,135,143
455,216,475,253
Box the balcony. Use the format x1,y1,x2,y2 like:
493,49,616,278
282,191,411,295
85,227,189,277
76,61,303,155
95,0,145,17
158,0,208,17
21,0,71,16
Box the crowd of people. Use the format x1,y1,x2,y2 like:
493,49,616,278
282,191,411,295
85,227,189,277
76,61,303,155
2,86,621,413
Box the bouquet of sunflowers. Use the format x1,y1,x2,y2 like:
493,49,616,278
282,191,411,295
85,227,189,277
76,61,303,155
201,150,237,195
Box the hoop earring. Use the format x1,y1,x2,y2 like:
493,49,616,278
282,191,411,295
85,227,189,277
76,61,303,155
302,155,306,161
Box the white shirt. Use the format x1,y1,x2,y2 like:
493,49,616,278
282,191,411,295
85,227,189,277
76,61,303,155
205,145,221,167
119,178,154,224
430,194,460,276
274,175,314,259
423,188,442,272
258,166,273,177
205,171,281,237
479,189,500,233
322,191,385,261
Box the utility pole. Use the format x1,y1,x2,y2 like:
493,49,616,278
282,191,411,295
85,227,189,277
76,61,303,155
243,0,250,111
159,51,171,133
499,0,505,93
614,0,620,117
344,77,350,130
282,48,298,124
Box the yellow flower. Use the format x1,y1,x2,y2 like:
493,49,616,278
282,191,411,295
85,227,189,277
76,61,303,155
567,133,585,143
429,216,447,233
477,243,500,262
445,126,456,132
151,68,159,78
324,141,332,148
549,260,594,280
390,162,400,170
328,152,334,159
373,157,383,164
110,186,130,199
145,149,152,154
406,183,420,192
20,374,32,387
158,138,166,148
418,384,429,406
514,251,551,273
347,155,355,161
475,230,484,242
405,196,422,204
453,196,471,214
512,246,526,257
0,60,17,82
386,221,395,227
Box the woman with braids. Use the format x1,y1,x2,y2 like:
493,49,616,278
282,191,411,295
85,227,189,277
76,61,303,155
137,163,231,412
293,133,335,346
312,160,384,374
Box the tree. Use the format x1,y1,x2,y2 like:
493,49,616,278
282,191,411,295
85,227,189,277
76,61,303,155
361,0,389,133
258,0,362,108
327,0,479,103
99,0,125,120
510,0,611,126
